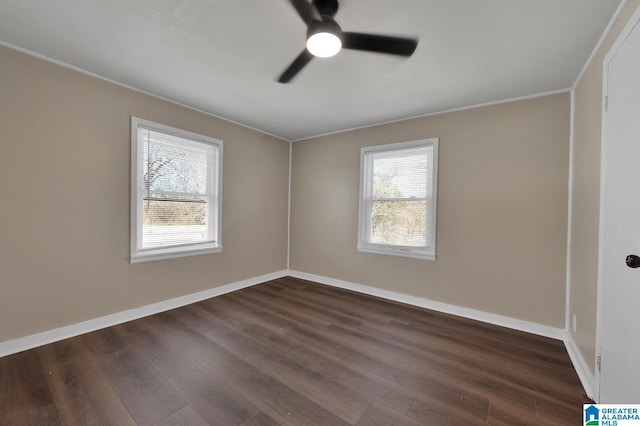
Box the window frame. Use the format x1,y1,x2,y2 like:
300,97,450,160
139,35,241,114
130,117,223,263
357,138,439,260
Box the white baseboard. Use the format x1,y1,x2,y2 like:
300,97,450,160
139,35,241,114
286,270,601,398
287,270,565,340
3,268,595,401
0,270,288,357
563,331,595,399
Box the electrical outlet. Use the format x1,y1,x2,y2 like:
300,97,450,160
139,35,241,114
572,314,577,333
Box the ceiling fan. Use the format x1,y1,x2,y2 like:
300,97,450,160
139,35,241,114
277,0,419,83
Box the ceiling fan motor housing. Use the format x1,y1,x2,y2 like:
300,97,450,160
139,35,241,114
307,16,343,41
313,0,339,17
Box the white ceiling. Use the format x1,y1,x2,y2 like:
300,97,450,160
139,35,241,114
0,0,622,141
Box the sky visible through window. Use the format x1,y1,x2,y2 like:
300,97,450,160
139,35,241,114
372,149,429,199
369,146,432,247
140,129,212,249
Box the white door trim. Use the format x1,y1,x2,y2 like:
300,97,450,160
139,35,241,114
594,2,640,403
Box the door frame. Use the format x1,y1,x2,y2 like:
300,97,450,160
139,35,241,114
594,3,640,403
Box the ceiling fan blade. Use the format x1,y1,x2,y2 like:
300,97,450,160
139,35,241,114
278,50,314,83
288,0,321,25
342,32,418,56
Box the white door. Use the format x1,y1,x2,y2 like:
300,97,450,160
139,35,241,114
597,8,640,403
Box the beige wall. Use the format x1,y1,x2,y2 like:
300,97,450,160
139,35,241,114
570,0,640,374
291,94,570,327
4,1,632,352
0,45,289,343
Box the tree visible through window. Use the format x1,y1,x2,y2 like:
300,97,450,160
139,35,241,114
358,138,438,260
142,134,208,247
131,118,222,263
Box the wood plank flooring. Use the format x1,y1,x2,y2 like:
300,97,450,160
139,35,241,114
0,277,590,425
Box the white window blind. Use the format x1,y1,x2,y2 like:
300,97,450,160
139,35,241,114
359,138,438,260
131,118,222,263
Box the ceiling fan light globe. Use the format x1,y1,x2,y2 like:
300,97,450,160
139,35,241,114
306,32,342,58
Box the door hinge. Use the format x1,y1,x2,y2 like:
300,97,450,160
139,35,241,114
604,96,609,112
597,355,602,372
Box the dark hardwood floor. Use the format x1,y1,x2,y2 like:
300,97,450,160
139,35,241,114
0,277,589,425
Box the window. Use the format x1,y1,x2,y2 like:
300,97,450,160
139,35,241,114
130,117,222,263
358,138,438,260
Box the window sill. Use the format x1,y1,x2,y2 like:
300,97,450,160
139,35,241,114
357,244,435,261
130,246,222,264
